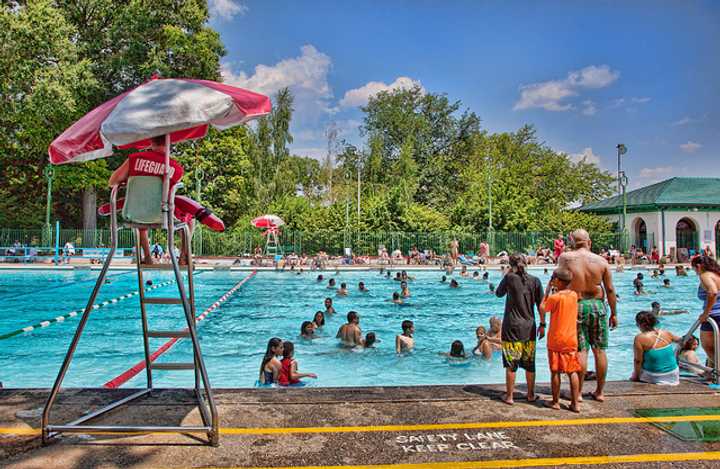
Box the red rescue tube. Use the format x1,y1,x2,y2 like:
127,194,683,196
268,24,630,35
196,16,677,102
98,196,225,232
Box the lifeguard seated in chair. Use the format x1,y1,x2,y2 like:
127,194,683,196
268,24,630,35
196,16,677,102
104,136,224,264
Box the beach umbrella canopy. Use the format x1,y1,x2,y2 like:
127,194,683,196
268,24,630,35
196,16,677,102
251,215,285,229
48,77,271,165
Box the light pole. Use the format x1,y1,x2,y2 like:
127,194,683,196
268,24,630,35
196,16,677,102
486,155,493,232
43,166,55,246
194,167,204,256
616,143,627,226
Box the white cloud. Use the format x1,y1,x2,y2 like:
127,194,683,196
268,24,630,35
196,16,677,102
340,77,424,108
631,96,651,103
581,100,597,116
221,45,334,120
639,166,673,178
570,147,601,165
680,141,702,153
514,65,619,112
209,0,247,21
671,117,692,126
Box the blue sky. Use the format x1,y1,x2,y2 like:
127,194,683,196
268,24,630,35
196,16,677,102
209,0,719,188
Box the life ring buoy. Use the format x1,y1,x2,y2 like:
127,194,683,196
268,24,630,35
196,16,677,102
98,196,225,232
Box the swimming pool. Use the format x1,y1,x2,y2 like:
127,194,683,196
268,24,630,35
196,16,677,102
0,267,707,388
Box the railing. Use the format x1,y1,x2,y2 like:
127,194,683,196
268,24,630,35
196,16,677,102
1,226,637,258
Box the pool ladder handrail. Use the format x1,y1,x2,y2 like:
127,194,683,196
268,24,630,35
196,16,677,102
677,317,720,385
41,153,219,446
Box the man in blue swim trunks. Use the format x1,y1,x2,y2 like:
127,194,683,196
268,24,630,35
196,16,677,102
558,229,617,402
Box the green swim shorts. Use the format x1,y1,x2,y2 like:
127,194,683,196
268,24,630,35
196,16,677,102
577,298,608,351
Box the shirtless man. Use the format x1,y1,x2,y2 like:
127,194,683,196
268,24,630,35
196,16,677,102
336,311,363,347
324,297,336,315
557,229,617,402
450,239,460,265
396,320,415,353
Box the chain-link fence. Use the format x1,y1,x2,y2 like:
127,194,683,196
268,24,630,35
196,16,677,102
1,226,641,257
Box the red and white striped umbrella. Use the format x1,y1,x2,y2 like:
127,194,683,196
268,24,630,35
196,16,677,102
251,215,284,229
49,76,271,164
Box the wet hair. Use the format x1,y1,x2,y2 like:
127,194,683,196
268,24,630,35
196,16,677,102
691,255,720,276
635,311,657,332
365,332,376,347
681,335,699,352
317,275,324,281
663,279,670,285
396,272,401,278
483,272,489,279
401,320,414,333
441,275,447,282
329,278,336,285
347,310,358,323
282,341,295,359
260,337,282,377
476,326,487,336
301,321,314,336
450,279,459,287
450,340,466,358
651,301,660,309
324,297,332,304
473,271,479,277
313,310,325,326
637,273,644,280
145,279,153,286
340,282,347,289
509,254,528,283
359,282,365,288
488,283,495,292
393,292,400,300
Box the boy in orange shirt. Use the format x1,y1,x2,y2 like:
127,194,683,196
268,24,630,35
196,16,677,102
539,268,582,412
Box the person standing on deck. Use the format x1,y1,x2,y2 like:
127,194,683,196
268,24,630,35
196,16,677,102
557,229,617,402
450,239,460,265
553,234,565,263
496,254,543,405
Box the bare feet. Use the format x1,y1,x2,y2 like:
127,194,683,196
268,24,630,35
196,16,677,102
590,392,605,402
544,400,561,410
502,394,514,405
526,394,537,402
569,404,581,413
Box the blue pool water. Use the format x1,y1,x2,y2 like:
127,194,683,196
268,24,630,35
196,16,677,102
0,267,708,388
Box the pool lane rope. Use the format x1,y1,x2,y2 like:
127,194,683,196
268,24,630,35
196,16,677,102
103,270,257,389
0,270,135,302
0,279,175,340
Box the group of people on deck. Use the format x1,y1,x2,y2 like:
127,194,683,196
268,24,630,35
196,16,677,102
257,228,720,411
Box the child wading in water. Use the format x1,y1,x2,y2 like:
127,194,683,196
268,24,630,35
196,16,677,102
540,268,582,412
396,320,415,353
278,341,317,386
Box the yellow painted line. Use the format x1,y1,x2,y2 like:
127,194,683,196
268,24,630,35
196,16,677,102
201,451,720,468
1,413,719,437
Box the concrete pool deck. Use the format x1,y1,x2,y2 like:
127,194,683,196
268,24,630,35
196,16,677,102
2,380,720,468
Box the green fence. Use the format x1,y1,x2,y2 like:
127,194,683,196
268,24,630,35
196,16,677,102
1,227,636,258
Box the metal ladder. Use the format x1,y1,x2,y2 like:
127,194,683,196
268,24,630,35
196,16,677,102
41,182,219,446
677,317,720,385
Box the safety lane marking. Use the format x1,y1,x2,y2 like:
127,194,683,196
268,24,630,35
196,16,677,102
0,279,175,340
2,413,719,437
102,270,257,388
195,451,720,469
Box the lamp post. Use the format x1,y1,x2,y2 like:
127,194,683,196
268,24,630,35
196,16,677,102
616,144,628,242
43,166,55,246
619,170,629,250
486,155,493,232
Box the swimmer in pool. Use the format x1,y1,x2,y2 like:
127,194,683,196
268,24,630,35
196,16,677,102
316,274,324,282
651,301,688,316
473,326,493,359
400,280,411,298
324,297,336,315
386,271,392,279
364,332,377,348
633,273,646,295
460,265,469,277
441,340,467,359
483,272,489,281
401,270,415,281
327,278,336,289
450,279,460,288
336,311,363,347
395,320,415,353
390,292,404,305
278,341,317,386
259,337,283,385
145,279,153,286
394,272,402,281
337,282,349,296
441,275,447,283
663,278,671,288
300,321,316,339
488,282,496,293
359,281,369,292
313,311,325,329
472,271,480,280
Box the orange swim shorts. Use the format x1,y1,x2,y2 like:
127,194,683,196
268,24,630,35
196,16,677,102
548,350,582,374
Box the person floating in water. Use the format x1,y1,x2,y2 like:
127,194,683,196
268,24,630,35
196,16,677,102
650,301,688,317
327,278,336,289
300,321,316,339
359,281,369,292
540,268,582,413
259,337,283,385
324,297,336,315
337,282,349,296
396,320,415,353
336,311,363,347
278,341,317,386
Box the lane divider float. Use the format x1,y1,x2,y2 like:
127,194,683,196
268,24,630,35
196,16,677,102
0,279,175,340
103,270,257,389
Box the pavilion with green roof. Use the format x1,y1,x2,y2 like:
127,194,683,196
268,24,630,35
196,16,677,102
579,177,720,260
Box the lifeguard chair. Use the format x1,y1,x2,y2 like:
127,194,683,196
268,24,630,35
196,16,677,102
42,135,219,445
